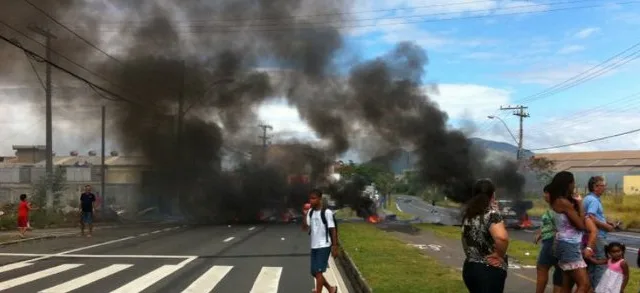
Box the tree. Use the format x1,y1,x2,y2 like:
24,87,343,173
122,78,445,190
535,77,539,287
527,156,555,184
374,172,396,208
32,166,68,209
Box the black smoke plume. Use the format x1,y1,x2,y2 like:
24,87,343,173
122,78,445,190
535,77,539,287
1,0,525,221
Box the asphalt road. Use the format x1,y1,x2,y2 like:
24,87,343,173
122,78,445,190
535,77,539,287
395,195,640,268
0,223,348,292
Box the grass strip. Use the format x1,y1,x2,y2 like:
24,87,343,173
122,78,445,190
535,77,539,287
339,223,466,293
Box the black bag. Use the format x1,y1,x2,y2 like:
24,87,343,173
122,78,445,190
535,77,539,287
308,208,338,244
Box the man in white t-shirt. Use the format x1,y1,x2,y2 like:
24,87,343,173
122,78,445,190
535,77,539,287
303,189,338,293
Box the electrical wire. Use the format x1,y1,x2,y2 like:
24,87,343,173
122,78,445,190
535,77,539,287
85,1,638,33
528,128,640,151
20,0,123,66
0,32,140,107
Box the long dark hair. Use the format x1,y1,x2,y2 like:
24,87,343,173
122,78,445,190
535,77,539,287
462,179,496,222
548,171,578,211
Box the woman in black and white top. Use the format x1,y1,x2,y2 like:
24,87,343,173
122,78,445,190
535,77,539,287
461,178,510,293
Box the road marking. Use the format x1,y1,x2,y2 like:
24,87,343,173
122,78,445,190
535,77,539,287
140,233,149,236
181,265,233,293
0,264,82,290
223,237,235,242
151,230,161,234
628,247,639,253
0,262,33,274
0,235,136,271
395,203,403,212
249,226,256,231
0,253,196,259
40,264,133,293
250,267,282,293
110,257,196,293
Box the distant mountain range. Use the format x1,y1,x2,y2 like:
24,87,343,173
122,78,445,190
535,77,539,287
367,137,534,174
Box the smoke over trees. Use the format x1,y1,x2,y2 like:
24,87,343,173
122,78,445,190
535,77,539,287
0,0,525,221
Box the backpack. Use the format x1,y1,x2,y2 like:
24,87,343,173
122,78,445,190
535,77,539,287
307,208,338,244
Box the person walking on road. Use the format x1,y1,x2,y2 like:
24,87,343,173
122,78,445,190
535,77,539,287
303,189,338,293
583,176,619,289
17,194,37,238
79,185,97,237
534,184,563,293
461,179,509,293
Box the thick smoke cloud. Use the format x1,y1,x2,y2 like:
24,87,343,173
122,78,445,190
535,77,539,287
1,0,525,221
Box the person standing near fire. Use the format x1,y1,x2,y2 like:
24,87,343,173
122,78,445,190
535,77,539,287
548,171,599,293
534,184,563,293
582,176,619,289
460,179,509,293
302,189,338,293
79,185,97,237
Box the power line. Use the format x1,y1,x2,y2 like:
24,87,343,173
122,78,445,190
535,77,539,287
477,38,640,136
93,0,556,24
86,1,637,33
0,32,140,107
529,128,640,151
20,0,123,66
0,19,123,94
516,45,640,104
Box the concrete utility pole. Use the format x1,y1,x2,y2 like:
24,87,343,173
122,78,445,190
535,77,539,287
100,105,106,211
175,60,185,214
258,123,273,163
29,25,57,209
499,105,530,160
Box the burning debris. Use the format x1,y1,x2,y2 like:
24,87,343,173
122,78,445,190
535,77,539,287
1,0,527,222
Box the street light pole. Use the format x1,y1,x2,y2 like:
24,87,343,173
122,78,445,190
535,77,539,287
488,115,520,160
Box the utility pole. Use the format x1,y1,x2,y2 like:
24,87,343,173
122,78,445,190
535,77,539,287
100,105,106,212
175,60,185,215
499,105,530,160
258,123,273,163
29,25,57,209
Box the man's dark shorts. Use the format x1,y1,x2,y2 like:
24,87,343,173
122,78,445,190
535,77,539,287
81,211,93,224
310,247,331,276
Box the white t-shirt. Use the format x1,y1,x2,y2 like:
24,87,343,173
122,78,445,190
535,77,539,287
306,208,335,249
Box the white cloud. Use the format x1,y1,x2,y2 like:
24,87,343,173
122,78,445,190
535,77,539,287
557,45,585,55
574,27,600,39
427,84,511,121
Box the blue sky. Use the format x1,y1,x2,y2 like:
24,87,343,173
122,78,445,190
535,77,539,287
261,0,640,158
2,0,640,158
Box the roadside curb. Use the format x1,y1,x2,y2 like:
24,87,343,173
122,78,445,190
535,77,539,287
335,247,373,293
0,221,167,246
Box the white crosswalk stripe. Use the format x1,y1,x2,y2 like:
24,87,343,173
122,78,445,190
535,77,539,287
250,267,283,293
0,261,348,292
39,264,133,293
181,265,233,293
110,264,184,293
0,264,83,291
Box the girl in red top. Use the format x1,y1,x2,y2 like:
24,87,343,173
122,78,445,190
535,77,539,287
17,194,36,238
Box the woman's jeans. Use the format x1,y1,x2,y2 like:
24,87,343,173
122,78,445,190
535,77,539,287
462,260,507,293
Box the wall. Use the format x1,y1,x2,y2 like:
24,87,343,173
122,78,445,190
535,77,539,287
107,167,142,184
624,175,640,195
14,149,46,164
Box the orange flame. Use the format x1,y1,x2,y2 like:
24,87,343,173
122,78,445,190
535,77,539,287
367,215,379,224
519,213,532,229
